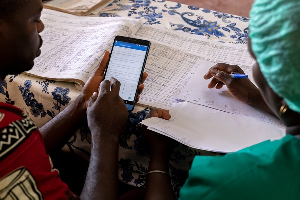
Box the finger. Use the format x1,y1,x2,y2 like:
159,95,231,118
226,65,244,74
97,51,110,76
204,64,224,80
213,63,244,74
205,68,219,80
99,79,110,96
141,72,148,83
162,110,171,120
150,109,159,117
84,51,110,92
207,78,219,88
110,77,121,96
138,83,144,95
215,81,225,89
214,70,233,85
88,92,98,107
157,110,164,118
204,70,214,80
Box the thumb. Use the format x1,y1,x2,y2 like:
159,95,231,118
88,92,98,108
213,70,233,85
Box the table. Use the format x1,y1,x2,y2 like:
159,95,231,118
0,0,249,197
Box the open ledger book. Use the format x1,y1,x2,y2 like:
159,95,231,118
43,0,112,16
28,9,143,86
30,9,285,152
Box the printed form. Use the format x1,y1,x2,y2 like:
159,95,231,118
26,9,142,85
135,26,284,152
43,0,112,15
136,26,256,109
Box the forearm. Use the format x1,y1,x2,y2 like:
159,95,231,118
40,94,87,154
249,92,276,117
80,133,120,200
145,157,175,200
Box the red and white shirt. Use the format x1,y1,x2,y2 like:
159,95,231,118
0,102,72,199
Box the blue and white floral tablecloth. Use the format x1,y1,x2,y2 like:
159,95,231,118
95,0,249,43
0,0,249,197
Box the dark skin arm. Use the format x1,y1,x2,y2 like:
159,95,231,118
39,51,147,154
204,63,275,116
143,110,176,200
80,78,128,200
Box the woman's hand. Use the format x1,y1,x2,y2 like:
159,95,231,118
204,63,261,106
143,109,174,161
142,109,176,200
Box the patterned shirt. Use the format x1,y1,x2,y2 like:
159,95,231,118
0,102,72,199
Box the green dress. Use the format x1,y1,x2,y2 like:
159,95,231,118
179,135,300,200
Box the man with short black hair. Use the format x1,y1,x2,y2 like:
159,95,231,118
0,0,132,199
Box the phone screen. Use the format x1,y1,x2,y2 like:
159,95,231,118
104,36,150,111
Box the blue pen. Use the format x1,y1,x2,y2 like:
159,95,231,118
230,73,248,78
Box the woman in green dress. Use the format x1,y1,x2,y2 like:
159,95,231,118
142,0,300,199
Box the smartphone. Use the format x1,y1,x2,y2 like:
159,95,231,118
104,36,151,111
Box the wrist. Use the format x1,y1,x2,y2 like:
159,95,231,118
149,150,172,163
148,157,169,172
91,129,119,147
71,94,88,120
146,170,170,178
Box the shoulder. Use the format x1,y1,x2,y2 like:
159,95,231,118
0,102,25,128
0,103,72,199
180,136,300,199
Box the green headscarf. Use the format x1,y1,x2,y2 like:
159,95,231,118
249,0,300,113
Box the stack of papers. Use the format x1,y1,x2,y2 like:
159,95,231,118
135,27,285,152
142,101,284,153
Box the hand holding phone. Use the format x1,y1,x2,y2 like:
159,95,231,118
104,36,151,111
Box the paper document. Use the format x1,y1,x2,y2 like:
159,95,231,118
172,59,278,126
137,26,285,152
137,41,200,109
43,0,112,15
142,102,285,152
26,9,142,86
136,26,255,71
135,26,256,109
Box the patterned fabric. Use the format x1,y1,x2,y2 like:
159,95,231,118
0,0,249,197
118,109,221,197
249,0,300,113
97,0,249,44
0,102,72,199
179,135,300,200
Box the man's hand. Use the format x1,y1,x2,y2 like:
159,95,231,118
87,78,128,140
204,63,261,106
81,51,110,103
82,51,147,107
82,78,128,200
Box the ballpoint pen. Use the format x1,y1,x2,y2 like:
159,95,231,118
230,73,248,78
